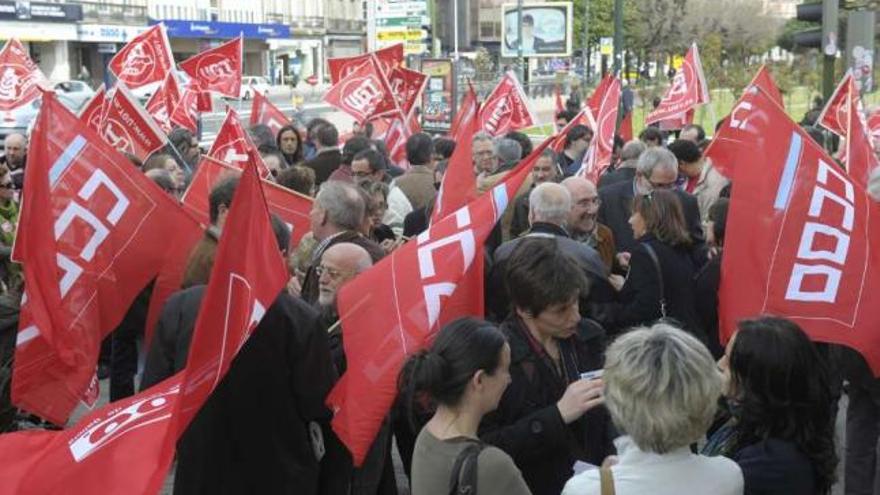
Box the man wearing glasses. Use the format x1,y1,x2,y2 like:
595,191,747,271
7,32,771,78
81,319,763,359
598,147,704,255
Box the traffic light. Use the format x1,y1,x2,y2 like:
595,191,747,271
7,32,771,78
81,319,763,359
792,0,839,54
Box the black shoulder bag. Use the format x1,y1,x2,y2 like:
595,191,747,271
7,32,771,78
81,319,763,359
641,243,684,328
448,440,486,495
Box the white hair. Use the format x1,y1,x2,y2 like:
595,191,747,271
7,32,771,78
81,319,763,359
636,147,678,178
603,323,721,454
529,182,571,226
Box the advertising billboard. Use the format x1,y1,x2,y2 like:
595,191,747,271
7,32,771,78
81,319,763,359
420,58,456,132
501,2,572,58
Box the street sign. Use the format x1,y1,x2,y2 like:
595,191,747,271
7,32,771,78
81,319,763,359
600,37,613,56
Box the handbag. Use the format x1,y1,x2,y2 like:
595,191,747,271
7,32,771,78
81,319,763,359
641,243,684,328
600,467,616,495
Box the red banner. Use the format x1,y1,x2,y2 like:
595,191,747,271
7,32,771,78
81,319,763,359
844,77,879,190
249,90,290,134
0,158,287,494
77,84,106,133
577,78,621,182
169,82,200,133
478,72,536,137
0,38,49,112
324,58,398,122
817,73,853,138
645,43,710,125
549,107,597,154
107,24,174,90
182,156,313,246
449,83,478,141
145,72,181,134
98,84,166,161
432,99,480,224
387,66,428,117
587,75,613,119
717,86,880,374
208,107,271,177
179,36,243,99
328,44,403,84
11,92,199,424
747,65,784,108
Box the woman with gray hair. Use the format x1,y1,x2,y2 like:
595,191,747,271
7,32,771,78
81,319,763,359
562,324,743,495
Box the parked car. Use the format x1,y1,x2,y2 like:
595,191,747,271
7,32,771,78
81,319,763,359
240,76,271,100
53,80,95,111
0,92,80,140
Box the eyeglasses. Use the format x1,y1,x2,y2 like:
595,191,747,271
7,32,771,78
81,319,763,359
647,179,677,190
315,264,353,280
0,183,15,190
577,197,601,207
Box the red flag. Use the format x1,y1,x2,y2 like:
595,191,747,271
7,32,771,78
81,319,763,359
576,78,622,182
555,85,565,114
658,108,694,132
449,82,478,140
432,101,480,224
0,38,49,113
549,107,597,154
844,77,879,189
208,107,271,177
587,75,613,118
179,36,243,99
746,65,784,108
98,84,166,161
77,84,106,133
645,43,710,125
0,157,287,493
10,92,198,424
817,72,853,138
181,156,313,245
107,24,173,90
324,58,398,122
619,111,633,142
387,66,428,117
249,90,290,134
717,85,880,374
145,72,181,133
478,72,536,136
327,134,555,464
328,44,404,84
169,82,200,133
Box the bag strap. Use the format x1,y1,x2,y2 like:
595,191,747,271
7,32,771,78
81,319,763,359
449,440,485,495
600,467,616,495
641,243,667,318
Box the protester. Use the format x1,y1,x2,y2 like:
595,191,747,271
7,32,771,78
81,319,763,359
144,169,177,195
385,133,436,235
841,346,880,495
260,150,285,180
668,139,729,221
303,118,331,160
510,149,559,238
248,123,276,152
505,131,534,159
558,125,591,176
0,165,19,290
277,124,304,166
432,136,456,161
473,132,497,175
329,136,372,183
638,127,663,148
561,177,616,271
400,317,532,495
598,147,703,254
360,180,396,246
300,181,384,304
304,122,342,186
2,133,27,189
168,127,201,172
555,110,578,129
402,159,448,239
351,149,387,185
598,140,645,190
277,165,316,197
562,323,743,495
488,183,610,322
704,317,838,495
481,238,613,495
694,198,728,358
592,189,704,340
680,124,706,143
143,153,186,192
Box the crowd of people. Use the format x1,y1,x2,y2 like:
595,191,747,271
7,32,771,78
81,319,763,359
0,102,878,495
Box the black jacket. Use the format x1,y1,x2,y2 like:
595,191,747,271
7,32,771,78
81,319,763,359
597,179,704,254
479,316,615,495
509,191,531,239
304,149,342,187
694,254,723,359
597,166,635,190
592,235,705,341
141,287,338,495
735,439,817,495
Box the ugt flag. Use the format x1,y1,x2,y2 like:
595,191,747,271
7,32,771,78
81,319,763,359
645,42,710,125
0,38,49,113
107,24,174,90
179,36,243,99
478,71,536,136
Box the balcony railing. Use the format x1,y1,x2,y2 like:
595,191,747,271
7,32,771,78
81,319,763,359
326,18,365,33
78,1,147,24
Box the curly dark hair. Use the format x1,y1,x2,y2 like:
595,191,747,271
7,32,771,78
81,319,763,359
728,317,838,494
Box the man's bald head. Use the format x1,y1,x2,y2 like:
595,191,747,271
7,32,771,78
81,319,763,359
4,133,26,168
528,182,572,226
561,176,600,235
317,242,373,307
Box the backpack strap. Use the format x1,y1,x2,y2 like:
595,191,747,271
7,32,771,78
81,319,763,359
641,243,667,318
448,441,486,495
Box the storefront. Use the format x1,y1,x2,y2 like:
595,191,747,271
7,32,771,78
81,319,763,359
150,20,292,78
268,38,323,87
0,0,83,81
75,25,150,88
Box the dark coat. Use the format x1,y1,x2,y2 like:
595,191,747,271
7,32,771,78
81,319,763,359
694,254,723,358
300,231,385,305
402,207,429,238
509,191,531,239
141,287,338,495
304,149,342,187
597,179,704,254
597,166,636,190
734,439,817,495
479,316,615,495
591,235,705,341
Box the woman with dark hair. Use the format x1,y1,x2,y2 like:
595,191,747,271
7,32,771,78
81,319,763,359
593,189,704,341
705,317,838,495
400,317,531,495
277,124,304,167
695,198,728,358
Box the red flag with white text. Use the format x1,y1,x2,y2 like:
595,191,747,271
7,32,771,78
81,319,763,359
0,38,49,113
0,157,287,494
587,76,613,119
387,66,428,117
169,81,200,133
844,77,879,189
10,92,199,424
324,58,399,122
208,107,272,177
432,100,480,224
328,44,404,84
77,84,106,133
179,36,243,99
98,84,166,161
478,72,536,136
645,43,709,125
328,135,555,464
145,72,181,134
249,90,290,134
717,86,880,374
747,65,784,108
108,24,173,90
576,78,621,182
818,72,854,138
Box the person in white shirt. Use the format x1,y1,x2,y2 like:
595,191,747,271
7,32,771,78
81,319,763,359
562,323,743,495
